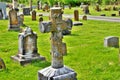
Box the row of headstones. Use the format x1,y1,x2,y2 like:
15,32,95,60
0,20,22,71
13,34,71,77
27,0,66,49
1,7,77,80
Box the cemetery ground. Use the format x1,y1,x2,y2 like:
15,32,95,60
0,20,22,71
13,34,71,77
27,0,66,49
0,16,120,80
37,6,120,17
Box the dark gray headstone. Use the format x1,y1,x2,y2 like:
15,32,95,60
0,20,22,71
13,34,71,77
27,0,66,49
23,8,30,15
104,36,119,48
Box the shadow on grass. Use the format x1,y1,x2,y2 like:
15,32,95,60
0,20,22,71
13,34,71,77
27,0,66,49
64,33,79,36
31,60,51,68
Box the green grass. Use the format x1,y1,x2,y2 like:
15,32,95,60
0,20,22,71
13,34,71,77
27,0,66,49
0,15,120,80
55,5,120,17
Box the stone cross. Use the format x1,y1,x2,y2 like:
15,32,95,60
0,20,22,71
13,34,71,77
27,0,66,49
38,7,77,80
40,7,72,68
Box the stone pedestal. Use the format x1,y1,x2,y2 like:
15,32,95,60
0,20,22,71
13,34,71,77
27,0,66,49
38,66,77,80
8,9,20,31
74,10,79,21
11,27,45,65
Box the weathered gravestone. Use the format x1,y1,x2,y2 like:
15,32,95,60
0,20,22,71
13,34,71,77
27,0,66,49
23,8,30,15
104,36,119,48
18,14,24,26
95,3,101,11
111,13,116,16
0,58,6,70
32,10,36,21
82,15,87,20
62,18,73,35
0,2,7,19
83,4,90,14
38,7,77,80
74,10,79,21
11,27,45,65
8,9,20,31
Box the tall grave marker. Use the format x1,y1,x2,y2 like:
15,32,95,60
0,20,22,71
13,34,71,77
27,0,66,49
38,7,77,80
32,10,36,21
8,9,20,31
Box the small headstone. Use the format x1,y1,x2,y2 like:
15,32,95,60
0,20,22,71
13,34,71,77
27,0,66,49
0,58,6,69
111,13,116,16
39,14,43,16
11,27,45,65
38,7,77,80
104,7,111,11
100,14,106,16
95,3,101,11
74,10,79,21
83,4,90,14
104,36,119,48
82,15,87,20
23,8,30,15
39,17,43,22
8,9,20,31
113,6,117,11
32,10,36,21
68,4,71,9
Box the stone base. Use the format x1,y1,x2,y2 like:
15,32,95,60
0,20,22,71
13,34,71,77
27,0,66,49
11,54,45,66
38,66,77,80
8,24,20,31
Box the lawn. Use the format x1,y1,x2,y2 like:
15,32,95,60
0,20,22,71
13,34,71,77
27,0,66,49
0,15,120,80
63,5,120,17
